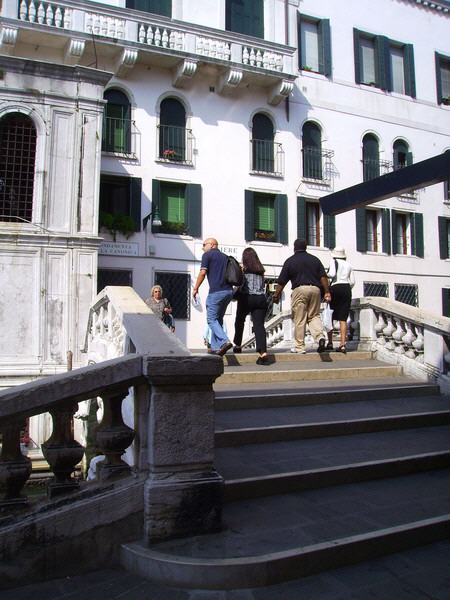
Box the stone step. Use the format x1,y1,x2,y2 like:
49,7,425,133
121,469,450,590
217,363,402,385
223,350,374,365
214,382,440,410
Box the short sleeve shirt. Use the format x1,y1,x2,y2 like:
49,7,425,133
278,251,327,290
200,248,232,293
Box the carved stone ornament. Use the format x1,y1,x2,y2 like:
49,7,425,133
172,59,198,88
115,48,139,78
268,79,294,106
0,27,18,55
217,68,243,94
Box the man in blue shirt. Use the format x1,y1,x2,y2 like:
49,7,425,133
193,238,233,356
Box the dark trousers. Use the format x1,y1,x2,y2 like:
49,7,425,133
233,293,267,354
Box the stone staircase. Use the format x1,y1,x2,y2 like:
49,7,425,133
121,349,450,590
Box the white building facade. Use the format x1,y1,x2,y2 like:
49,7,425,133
0,0,449,372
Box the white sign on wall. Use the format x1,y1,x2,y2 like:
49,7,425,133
99,241,139,256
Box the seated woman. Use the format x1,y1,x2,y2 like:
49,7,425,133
145,285,175,332
233,247,269,365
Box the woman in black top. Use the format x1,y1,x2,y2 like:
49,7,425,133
233,248,269,365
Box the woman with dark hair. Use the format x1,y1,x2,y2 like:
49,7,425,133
233,247,269,365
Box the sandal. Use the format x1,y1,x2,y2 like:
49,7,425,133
336,345,347,354
233,346,242,353
326,342,333,351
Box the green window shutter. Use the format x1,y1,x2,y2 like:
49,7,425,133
254,195,274,231
391,211,398,255
226,0,263,38
442,288,450,317
438,216,449,259
245,190,255,242
163,186,185,224
355,208,367,252
376,36,390,91
319,19,332,77
381,208,391,254
412,213,424,258
353,29,362,84
126,0,171,17
435,53,443,104
275,194,288,245
186,183,202,239
297,196,307,240
130,177,142,231
404,44,416,98
151,179,161,233
323,214,335,249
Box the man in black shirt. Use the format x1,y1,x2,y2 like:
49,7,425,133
273,239,331,354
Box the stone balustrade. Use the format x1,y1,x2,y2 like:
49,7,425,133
0,287,224,551
11,0,294,77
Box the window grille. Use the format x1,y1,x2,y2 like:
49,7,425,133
155,272,191,320
363,282,388,297
0,113,36,223
395,283,418,307
97,269,132,294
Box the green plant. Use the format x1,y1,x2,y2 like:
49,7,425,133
99,211,136,241
160,221,187,235
302,65,312,72
442,96,450,106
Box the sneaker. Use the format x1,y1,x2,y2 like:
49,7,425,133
317,338,326,353
336,345,347,354
290,348,306,354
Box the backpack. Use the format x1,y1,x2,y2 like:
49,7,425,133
224,255,244,287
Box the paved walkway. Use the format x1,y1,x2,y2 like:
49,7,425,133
3,539,450,599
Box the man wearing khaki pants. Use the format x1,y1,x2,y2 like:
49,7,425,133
273,239,331,354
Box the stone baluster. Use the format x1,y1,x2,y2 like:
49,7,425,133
392,320,406,354
412,328,425,363
402,322,417,358
55,6,62,28
94,389,135,481
29,1,36,22
374,312,387,345
162,29,169,47
46,3,54,26
242,46,249,64
382,316,396,350
63,7,71,29
138,24,145,43
0,419,32,508
20,0,28,21
37,2,45,24
154,28,161,46
349,307,360,341
249,48,256,66
42,401,85,498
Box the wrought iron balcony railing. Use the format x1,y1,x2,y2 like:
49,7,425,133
362,158,392,181
251,139,284,177
102,116,140,158
157,125,194,165
302,147,334,182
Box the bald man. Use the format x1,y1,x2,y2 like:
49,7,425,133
193,238,233,356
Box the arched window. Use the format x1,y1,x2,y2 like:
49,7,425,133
393,139,412,170
159,98,186,162
252,113,274,173
102,89,131,154
0,113,36,223
302,121,322,179
362,134,380,181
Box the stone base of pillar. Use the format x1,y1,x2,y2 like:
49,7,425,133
144,469,223,544
47,480,80,499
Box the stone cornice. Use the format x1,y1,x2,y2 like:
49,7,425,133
0,231,103,249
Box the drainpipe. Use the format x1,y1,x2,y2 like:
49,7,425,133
284,0,290,122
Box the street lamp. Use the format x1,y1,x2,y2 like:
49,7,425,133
142,207,162,229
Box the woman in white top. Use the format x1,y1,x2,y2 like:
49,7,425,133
327,247,355,353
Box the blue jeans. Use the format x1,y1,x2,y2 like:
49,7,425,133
206,289,233,351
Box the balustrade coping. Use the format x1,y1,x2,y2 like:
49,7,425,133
353,297,450,335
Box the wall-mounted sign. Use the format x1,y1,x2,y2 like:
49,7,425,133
99,241,139,256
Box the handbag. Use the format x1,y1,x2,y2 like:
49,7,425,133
322,304,334,332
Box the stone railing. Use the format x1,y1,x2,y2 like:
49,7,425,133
0,287,224,584
9,0,294,76
351,297,450,391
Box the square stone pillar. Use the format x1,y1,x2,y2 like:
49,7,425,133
143,354,224,543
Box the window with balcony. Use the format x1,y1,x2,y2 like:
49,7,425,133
126,0,171,17
245,191,287,244
392,211,423,257
151,180,201,237
438,217,450,259
395,283,418,307
158,97,193,164
102,89,132,155
251,113,283,176
435,52,450,105
356,207,391,254
155,272,191,320
297,14,331,76
302,121,323,180
0,113,36,223
99,175,142,237
393,139,412,170
354,30,415,96
297,196,335,249
362,134,380,181
226,0,263,39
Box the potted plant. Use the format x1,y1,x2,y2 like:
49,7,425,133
99,212,136,241
255,229,275,241
302,65,312,72
442,96,450,106
163,148,178,159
